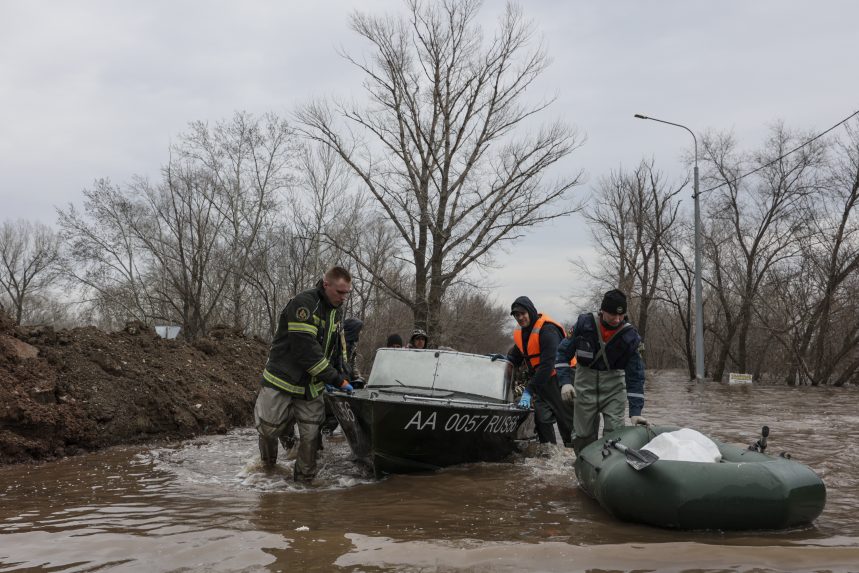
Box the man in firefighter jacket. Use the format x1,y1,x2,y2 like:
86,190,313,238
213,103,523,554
505,296,574,447
565,289,646,454
253,266,353,482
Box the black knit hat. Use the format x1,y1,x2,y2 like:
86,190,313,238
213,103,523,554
600,289,627,315
386,333,403,347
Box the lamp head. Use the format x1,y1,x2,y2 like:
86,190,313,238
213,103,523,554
634,114,649,120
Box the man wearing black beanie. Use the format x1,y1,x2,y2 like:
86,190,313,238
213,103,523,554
562,288,646,453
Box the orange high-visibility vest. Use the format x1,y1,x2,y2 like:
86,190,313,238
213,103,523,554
513,314,576,373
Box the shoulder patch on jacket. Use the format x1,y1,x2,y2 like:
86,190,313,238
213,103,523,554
295,307,310,321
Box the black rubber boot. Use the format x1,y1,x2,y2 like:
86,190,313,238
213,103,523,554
259,435,279,468
534,420,557,444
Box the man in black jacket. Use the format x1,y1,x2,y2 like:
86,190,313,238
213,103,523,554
253,266,353,482
318,317,365,436
505,296,574,447
566,289,645,453
338,317,365,386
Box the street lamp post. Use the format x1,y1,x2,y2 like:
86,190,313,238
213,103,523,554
634,114,705,382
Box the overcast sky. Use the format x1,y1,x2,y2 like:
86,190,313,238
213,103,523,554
2,1,858,324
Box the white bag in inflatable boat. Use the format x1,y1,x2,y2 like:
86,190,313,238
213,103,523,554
642,428,722,463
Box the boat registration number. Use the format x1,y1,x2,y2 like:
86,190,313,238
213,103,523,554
404,411,520,433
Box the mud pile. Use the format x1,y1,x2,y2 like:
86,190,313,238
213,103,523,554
0,310,267,464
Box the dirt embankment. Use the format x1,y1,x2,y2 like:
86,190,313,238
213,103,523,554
0,310,268,464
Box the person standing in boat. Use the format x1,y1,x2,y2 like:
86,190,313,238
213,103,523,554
385,333,404,348
318,317,366,438
565,289,647,454
408,329,429,349
505,296,575,447
253,266,354,482
336,318,365,388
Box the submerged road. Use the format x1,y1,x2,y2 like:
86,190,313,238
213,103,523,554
1,370,857,572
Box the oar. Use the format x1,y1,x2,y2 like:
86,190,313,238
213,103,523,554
608,438,659,470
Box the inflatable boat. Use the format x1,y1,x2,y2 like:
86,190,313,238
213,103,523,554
573,425,826,530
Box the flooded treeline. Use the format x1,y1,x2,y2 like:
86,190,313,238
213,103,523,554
0,108,515,364
586,120,859,385
6,2,575,363
2,1,859,385
5,115,857,387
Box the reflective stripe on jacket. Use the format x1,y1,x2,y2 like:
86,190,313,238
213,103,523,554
555,336,579,387
571,312,645,416
262,284,343,399
572,312,640,371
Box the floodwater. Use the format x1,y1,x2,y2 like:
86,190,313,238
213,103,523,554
1,371,858,573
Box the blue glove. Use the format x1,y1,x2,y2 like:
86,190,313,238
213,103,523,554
488,353,506,361
339,380,354,394
517,389,532,409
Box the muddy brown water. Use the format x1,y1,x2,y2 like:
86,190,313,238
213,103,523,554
1,370,858,572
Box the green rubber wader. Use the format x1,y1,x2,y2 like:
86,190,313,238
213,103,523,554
254,386,325,480
572,365,627,453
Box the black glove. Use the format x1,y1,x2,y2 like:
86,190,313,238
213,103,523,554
487,353,506,362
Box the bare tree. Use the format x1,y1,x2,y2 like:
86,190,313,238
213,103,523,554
241,223,296,338
701,123,825,381
294,143,355,273
581,169,637,294
59,113,295,339
241,213,358,340
16,293,73,327
0,219,60,325
759,120,859,385
582,159,683,345
340,214,409,324
804,122,859,385
439,287,510,353
179,112,294,331
61,167,232,339
297,0,583,339
57,178,157,325
128,161,232,340
659,219,698,378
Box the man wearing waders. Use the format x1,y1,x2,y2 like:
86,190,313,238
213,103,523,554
253,266,353,482
565,289,646,454
505,296,574,447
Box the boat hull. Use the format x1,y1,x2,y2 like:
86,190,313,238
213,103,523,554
574,425,826,530
326,390,529,477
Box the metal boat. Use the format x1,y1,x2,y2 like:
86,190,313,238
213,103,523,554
326,348,529,477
